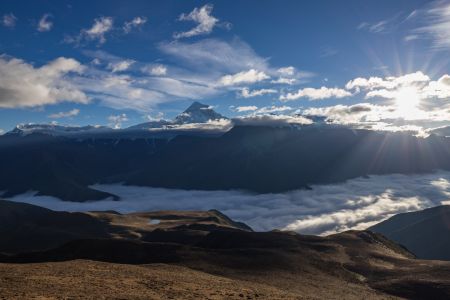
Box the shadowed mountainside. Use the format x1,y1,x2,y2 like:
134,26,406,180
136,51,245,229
2,125,450,202
370,205,450,260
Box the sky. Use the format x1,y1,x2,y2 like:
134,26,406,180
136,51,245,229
1,0,450,133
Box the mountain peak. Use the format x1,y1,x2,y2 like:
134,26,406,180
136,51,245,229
186,101,209,111
174,102,227,124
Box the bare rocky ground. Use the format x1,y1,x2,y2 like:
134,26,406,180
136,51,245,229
0,260,392,300
1,200,450,299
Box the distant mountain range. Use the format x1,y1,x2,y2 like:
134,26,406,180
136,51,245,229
8,102,229,138
370,205,450,261
2,101,450,202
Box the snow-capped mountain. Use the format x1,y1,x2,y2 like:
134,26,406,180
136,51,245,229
128,102,227,130
7,123,112,137
173,102,227,124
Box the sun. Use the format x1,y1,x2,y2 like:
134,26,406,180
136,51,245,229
394,87,422,119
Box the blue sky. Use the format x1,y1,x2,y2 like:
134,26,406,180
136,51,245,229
1,0,450,133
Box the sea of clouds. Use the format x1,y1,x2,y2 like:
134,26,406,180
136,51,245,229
6,171,450,235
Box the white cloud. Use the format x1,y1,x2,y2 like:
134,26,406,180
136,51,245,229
303,103,383,124
232,105,258,112
233,114,312,127
2,13,17,28
174,4,219,39
108,113,128,129
220,69,269,86
48,109,80,119
422,74,450,99
240,87,277,98
345,71,430,91
107,59,135,72
277,66,295,76
10,171,450,235
66,17,114,45
0,55,88,108
231,105,292,114
280,87,352,101
86,17,113,43
164,118,233,132
141,65,167,76
37,14,53,32
123,16,147,33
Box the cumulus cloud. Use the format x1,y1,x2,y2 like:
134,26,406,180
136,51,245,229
2,13,17,28
8,171,450,235
108,113,128,129
0,55,88,108
422,74,450,99
123,16,147,33
280,87,352,101
37,14,53,32
220,69,269,86
345,71,430,91
48,108,80,119
240,87,277,98
107,59,135,72
174,4,219,39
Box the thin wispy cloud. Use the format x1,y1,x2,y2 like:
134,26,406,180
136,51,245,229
2,13,17,28
220,69,270,86
48,109,80,119
240,87,277,98
412,0,450,50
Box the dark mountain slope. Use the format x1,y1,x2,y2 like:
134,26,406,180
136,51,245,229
2,125,450,201
370,205,450,260
2,201,450,299
127,126,450,192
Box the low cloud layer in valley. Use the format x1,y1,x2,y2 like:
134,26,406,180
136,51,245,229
5,171,450,235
